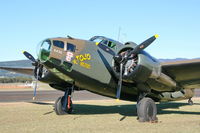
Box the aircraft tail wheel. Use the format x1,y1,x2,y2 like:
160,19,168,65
137,97,158,122
55,96,73,115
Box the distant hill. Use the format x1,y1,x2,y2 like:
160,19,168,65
158,58,188,62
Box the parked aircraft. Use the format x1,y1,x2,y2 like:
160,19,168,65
1,34,199,122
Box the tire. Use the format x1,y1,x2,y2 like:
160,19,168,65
54,96,73,115
137,97,157,122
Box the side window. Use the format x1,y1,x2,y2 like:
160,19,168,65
108,41,116,49
53,40,64,48
67,43,76,52
101,40,108,46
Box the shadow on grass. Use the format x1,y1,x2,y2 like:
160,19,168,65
73,104,137,116
157,102,200,115
29,101,54,105
72,102,200,116
35,101,200,117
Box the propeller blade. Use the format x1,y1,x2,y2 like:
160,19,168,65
33,82,37,100
22,51,36,63
33,66,39,100
22,51,40,100
116,63,123,100
114,34,159,63
126,34,159,59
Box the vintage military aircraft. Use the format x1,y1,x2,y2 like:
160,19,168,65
1,34,200,122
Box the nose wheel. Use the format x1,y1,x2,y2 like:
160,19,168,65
55,86,74,115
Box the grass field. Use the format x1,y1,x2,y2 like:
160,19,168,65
0,99,200,133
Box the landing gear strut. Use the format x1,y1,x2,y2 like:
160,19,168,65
55,86,74,115
188,98,193,105
136,93,158,122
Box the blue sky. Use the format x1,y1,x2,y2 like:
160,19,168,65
0,0,200,61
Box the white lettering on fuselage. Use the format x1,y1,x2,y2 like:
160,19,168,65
53,49,62,54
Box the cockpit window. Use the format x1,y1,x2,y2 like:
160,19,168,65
38,39,51,62
101,40,116,49
108,41,116,48
90,37,103,44
90,36,116,49
101,40,108,45
67,43,76,52
53,40,64,48
41,40,51,51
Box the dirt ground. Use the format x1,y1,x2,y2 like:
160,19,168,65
0,82,53,91
0,99,200,133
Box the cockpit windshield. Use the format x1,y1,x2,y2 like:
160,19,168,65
89,36,104,43
89,36,118,49
37,39,51,62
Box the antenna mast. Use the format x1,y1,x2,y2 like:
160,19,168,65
117,27,121,41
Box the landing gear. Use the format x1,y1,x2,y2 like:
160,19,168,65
55,86,73,115
136,93,158,122
188,98,193,105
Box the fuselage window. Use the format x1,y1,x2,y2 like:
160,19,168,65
67,43,76,52
101,40,116,49
53,40,64,48
101,40,108,45
108,41,116,48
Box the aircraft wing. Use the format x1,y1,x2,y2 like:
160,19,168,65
161,59,200,88
0,66,34,75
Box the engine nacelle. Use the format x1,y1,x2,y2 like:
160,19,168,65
122,52,160,83
34,65,65,84
114,42,177,91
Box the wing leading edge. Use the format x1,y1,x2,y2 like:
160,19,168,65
0,66,34,75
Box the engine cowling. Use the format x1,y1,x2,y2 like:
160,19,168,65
34,65,65,84
114,51,159,82
113,42,177,91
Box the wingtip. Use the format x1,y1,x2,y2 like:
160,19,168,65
22,51,25,54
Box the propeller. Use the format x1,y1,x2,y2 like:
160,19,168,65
23,51,36,63
114,34,159,100
23,51,40,100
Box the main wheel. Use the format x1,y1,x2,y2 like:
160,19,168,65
137,97,157,122
55,96,73,115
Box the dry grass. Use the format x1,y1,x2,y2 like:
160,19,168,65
0,99,200,133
